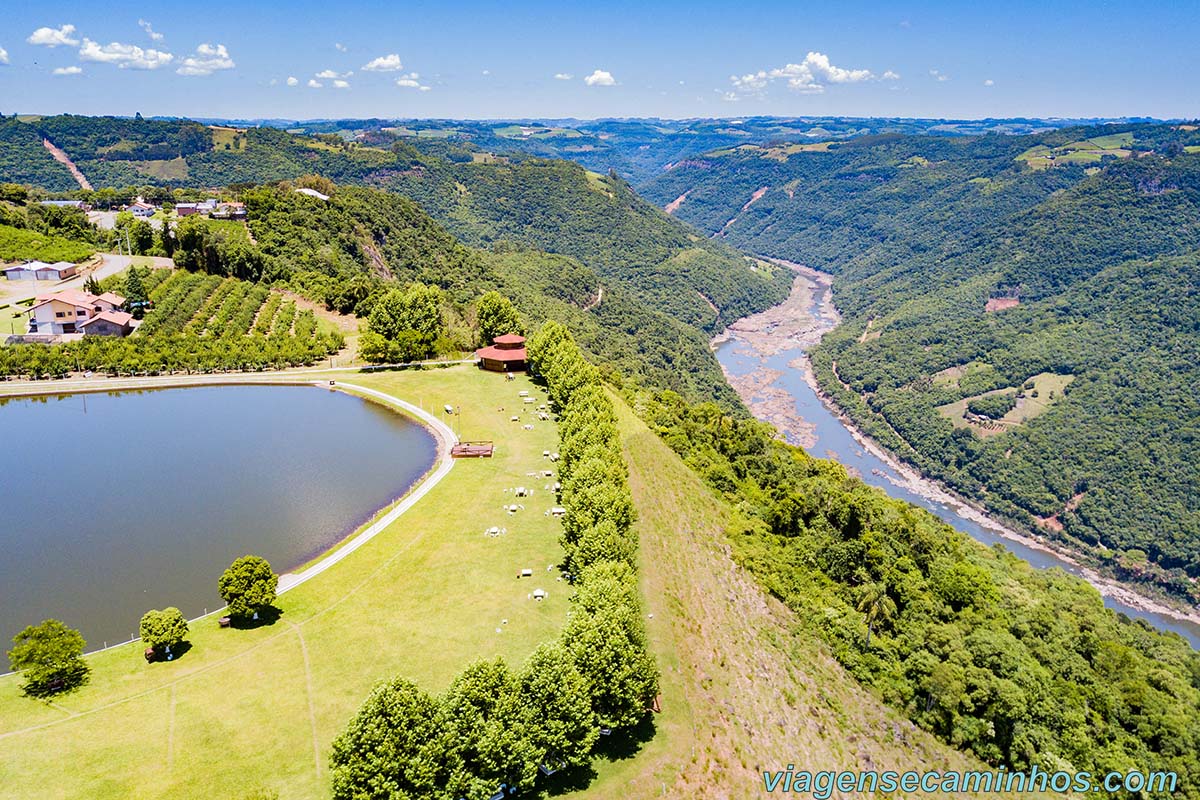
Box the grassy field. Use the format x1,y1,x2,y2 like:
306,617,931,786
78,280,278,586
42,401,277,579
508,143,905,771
1017,133,1134,170
135,157,190,181
569,394,1017,798
937,372,1075,436
0,367,572,799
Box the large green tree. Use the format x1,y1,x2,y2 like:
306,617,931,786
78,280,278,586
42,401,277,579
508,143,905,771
217,555,278,620
517,643,598,770
139,607,189,656
329,677,458,800
8,619,90,697
475,291,523,344
441,659,539,798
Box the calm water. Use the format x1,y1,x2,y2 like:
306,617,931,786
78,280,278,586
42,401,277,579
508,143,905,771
716,308,1200,649
0,385,437,649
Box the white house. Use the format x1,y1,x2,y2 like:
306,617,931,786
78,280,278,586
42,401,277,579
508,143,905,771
26,288,130,336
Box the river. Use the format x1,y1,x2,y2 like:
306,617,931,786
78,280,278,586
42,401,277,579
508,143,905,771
714,265,1200,648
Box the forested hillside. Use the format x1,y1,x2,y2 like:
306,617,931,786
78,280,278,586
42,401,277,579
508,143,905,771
642,123,1200,599
0,115,791,338
634,387,1200,796
375,158,790,332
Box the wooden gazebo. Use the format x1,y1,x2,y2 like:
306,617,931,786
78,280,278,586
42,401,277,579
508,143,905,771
474,333,526,372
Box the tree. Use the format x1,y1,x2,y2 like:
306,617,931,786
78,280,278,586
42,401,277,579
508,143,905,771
124,266,148,318
442,659,539,797
475,291,523,345
8,619,89,697
83,275,102,295
329,677,457,800
217,555,278,620
855,581,896,646
517,643,598,770
139,607,189,656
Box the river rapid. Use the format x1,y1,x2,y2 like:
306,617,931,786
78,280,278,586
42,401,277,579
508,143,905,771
714,261,1200,648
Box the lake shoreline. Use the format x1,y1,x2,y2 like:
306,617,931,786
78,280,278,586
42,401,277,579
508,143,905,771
716,259,1200,631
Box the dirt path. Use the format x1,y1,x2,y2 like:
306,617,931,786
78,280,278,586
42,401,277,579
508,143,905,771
42,138,92,191
582,285,603,311
289,622,323,778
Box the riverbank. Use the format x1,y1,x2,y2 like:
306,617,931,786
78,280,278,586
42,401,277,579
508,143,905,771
715,260,1200,632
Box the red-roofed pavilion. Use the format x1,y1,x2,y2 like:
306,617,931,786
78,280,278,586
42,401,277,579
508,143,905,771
475,333,527,372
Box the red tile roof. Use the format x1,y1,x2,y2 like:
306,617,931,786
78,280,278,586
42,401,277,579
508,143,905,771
492,333,525,346
80,310,133,328
475,345,527,362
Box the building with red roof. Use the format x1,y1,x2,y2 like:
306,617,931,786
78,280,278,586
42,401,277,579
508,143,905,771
474,333,527,372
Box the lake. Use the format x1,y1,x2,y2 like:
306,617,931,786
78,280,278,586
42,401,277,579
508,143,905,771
0,384,438,649
716,286,1200,649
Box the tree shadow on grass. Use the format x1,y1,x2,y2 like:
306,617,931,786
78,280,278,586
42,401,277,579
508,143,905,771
592,714,658,762
21,664,90,700
146,640,194,664
229,606,283,630
536,716,659,797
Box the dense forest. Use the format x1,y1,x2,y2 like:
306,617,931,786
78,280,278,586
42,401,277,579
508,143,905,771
641,123,1200,599
0,115,792,336
633,386,1200,797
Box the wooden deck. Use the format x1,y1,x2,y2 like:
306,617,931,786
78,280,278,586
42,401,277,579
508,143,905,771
451,440,495,458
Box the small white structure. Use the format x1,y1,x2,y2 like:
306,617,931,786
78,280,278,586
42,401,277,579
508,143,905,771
514,486,528,497
518,390,529,397
532,589,547,601
294,187,331,201
520,569,533,578
549,506,566,518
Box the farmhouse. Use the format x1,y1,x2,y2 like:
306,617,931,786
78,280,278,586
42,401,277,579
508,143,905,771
127,201,157,217
26,288,131,336
474,333,527,372
2,261,79,281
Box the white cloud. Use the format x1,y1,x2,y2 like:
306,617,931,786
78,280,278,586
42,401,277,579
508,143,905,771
554,72,572,80
332,79,350,89
335,42,347,52
176,43,233,76
584,69,616,86
286,75,299,86
138,19,163,42
0,47,7,65
882,70,901,80
984,78,995,87
80,38,174,70
728,52,877,97
28,24,79,47
481,69,490,76
308,79,323,88
53,65,82,76
362,53,403,72
929,69,949,82
316,69,352,79
395,72,430,91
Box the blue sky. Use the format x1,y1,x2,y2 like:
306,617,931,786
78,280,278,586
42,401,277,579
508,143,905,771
1,0,1196,120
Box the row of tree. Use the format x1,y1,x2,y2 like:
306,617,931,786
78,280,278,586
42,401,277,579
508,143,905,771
329,322,659,799
7,556,279,696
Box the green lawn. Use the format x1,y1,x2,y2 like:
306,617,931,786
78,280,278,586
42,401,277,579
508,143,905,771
0,366,572,799
936,371,1075,436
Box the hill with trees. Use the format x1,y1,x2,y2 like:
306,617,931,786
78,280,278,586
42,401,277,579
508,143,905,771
640,122,1200,601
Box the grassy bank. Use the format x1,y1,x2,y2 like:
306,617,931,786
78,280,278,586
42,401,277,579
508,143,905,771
0,366,568,799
